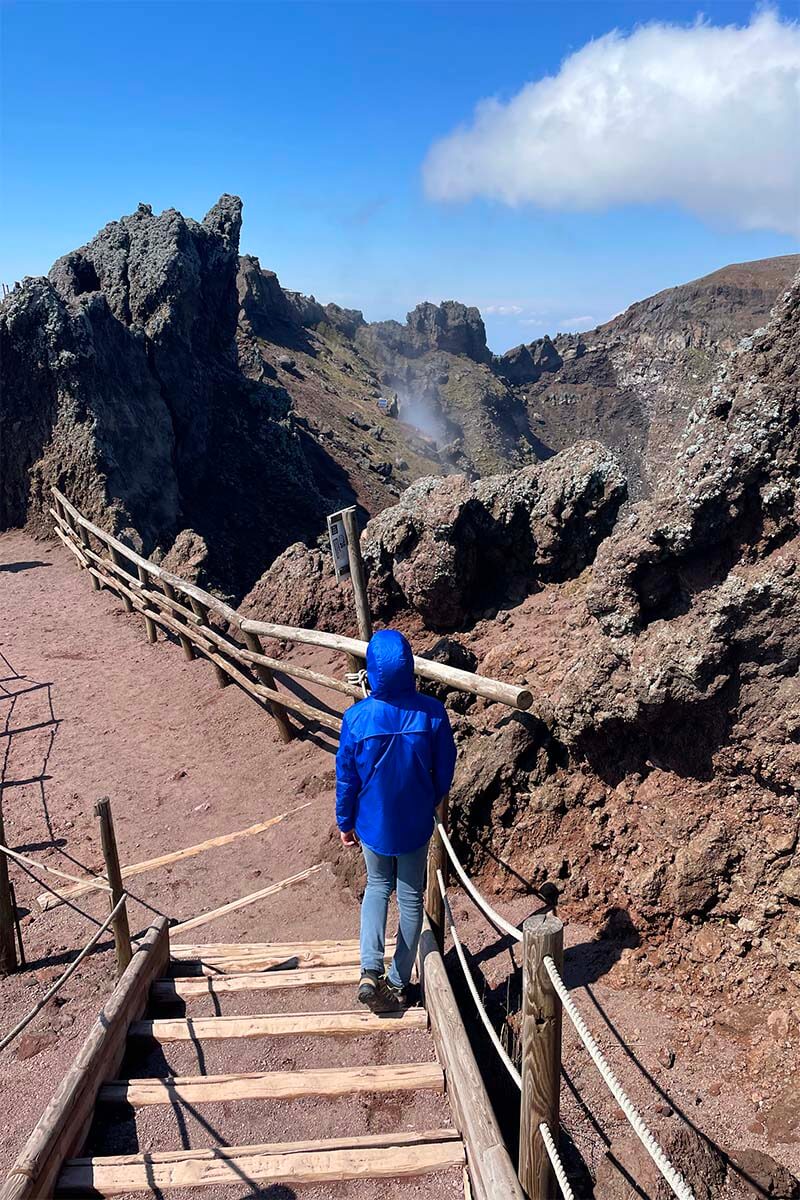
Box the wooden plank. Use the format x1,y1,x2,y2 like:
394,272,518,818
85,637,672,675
171,937,376,957
0,919,170,1200
130,1007,427,1041
170,938,395,975
37,804,312,911
170,864,325,935
237,642,361,698
99,1061,444,1107
56,1131,464,1196
152,963,363,1000
418,921,526,1200
240,618,533,711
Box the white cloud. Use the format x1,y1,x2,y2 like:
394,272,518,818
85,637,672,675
484,303,524,315
423,10,800,235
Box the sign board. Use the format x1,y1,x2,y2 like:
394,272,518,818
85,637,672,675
327,510,351,581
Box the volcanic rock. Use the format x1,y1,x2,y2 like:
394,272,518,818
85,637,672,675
239,541,350,633
362,441,626,630
1,197,329,594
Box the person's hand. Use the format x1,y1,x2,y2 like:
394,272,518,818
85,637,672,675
340,829,359,848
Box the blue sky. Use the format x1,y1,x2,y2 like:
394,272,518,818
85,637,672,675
1,0,797,351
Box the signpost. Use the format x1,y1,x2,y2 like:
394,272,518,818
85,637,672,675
327,511,351,582
327,507,373,689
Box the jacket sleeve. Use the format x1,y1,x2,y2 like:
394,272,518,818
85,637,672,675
335,715,360,832
431,708,457,803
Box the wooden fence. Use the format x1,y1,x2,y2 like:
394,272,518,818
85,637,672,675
50,487,532,742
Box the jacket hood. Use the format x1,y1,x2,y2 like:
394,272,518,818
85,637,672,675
366,630,416,699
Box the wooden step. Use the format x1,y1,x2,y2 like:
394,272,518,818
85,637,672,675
99,1061,444,1107
152,963,362,1000
170,938,394,975
130,1007,428,1042
56,1129,465,1195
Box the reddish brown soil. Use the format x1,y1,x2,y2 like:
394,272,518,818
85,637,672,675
0,529,460,1199
1,529,797,1198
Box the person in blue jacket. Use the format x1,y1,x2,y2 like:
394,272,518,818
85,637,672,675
336,628,456,1010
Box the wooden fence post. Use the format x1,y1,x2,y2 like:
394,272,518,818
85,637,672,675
161,581,194,661
519,912,563,1200
0,800,17,976
136,566,158,643
188,598,229,687
110,548,134,613
57,500,97,591
94,798,132,978
424,796,449,951
241,630,294,744
341,507,372,644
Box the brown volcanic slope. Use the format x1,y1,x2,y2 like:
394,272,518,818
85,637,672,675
500,254,799,495
1,190,795,599
238,249,798,507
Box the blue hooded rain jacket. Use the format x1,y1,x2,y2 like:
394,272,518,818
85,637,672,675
335,629,457,857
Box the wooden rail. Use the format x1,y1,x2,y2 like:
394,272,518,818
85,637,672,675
418,921,525,1200
50,487,533,739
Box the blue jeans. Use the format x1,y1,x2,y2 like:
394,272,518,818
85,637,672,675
360,842,428,988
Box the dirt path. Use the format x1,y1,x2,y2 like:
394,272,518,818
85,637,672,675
0,529,461,1198
1,529,797,1198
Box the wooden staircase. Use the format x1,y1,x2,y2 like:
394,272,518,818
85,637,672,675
52,932,466,1197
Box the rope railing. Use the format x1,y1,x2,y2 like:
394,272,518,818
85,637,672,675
543,955,695,1200
538,1122,576,1200
0,892,128,1053
436,869,521,1087
434,819,523,943
430,827,695,1200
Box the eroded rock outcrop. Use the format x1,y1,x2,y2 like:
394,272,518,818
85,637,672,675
242,442,626,634
0,197,329,594
362,441,626,629
449,275,800,1023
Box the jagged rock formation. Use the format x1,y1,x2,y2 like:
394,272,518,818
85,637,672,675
237,263,539,481
502,256,799,495
362,441,625,629
0,197,339,594
236,252,797,504
240,442,626,633
447,276,799,1008
357,300,492,363
6,195,790,603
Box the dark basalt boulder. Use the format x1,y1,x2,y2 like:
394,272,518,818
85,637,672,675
362,441,626,630
1,196,328,595
357,299,491,365
497,335,563,385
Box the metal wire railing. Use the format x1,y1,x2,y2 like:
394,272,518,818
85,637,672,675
0,892,128,1053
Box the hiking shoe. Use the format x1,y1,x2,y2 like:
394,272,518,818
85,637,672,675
375,979,409,1011
357,970,382,1009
